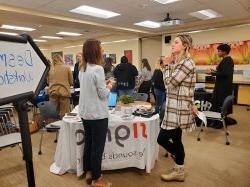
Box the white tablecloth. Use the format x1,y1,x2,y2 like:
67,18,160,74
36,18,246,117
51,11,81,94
50,110,159,177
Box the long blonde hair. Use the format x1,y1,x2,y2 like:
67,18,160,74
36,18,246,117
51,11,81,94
79,39,103,71
52,54,63,66
176,34,193,61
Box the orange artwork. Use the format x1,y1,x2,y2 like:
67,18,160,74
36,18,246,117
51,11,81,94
124,50,132,64
190,40,250,65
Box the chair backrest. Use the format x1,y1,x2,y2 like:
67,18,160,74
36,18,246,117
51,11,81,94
133,93,148,101
159,101,166,124
37,101,60,121
221,95,234,117
0,106,21,149
0,108,19,136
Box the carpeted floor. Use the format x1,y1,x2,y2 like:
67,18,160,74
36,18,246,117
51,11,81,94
0,105,250,187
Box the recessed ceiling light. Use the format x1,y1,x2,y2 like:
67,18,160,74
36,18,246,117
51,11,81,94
189,9,222,20
1,24,35,31
64,45,78,48
0,31,18,36
113,40,127,43
70,5,120,19
134,21,161,28
41,36,63,39
57,32,82,36
153,0,181,4
33,39,47,42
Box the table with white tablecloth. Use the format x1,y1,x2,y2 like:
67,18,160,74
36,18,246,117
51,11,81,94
50,108,159,177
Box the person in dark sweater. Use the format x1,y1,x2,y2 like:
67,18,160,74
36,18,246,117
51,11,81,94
152,58,166,113
113,56,138,96
72,53,82,106
209,44,234,113
73,53,82,88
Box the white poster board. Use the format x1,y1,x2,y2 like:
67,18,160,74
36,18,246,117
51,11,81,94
0,39,46,100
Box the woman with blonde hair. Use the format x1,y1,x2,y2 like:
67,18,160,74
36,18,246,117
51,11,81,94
48,54,73,118
78,39,112,187
157,34,196,182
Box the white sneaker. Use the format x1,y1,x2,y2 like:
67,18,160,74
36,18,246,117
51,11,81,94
161,164,185,182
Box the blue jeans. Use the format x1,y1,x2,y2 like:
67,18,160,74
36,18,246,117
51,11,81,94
154,88,166,113
117,89,134,97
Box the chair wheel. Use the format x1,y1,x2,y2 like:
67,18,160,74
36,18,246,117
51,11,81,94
226,142,230,145
226,132,229,136
201,129,203,132
54,140,57,143
38,151,42,155
197,138,200,141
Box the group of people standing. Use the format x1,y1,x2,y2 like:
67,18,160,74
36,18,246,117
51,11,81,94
72,34,196,186
45,33,234,186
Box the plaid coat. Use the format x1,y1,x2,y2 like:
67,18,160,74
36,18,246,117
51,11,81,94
161,58,196,131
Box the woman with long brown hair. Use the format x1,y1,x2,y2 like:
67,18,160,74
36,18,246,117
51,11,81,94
151,57,166,113
78,39,112,187
103,57,114,80
138,58,152,102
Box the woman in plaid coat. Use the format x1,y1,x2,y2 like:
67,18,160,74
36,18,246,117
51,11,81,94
157,34,196,182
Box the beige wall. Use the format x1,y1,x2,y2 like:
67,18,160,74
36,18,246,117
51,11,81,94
141,36,162,70
162,24,250,83
162,24,250,56
102,39,140,69
40,24,250,75
40,37,140,70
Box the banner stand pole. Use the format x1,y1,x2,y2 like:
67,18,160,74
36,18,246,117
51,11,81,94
14,100,36,187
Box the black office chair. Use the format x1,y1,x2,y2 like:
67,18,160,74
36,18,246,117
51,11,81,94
0,106,22,152
37,101,62,155
197,95,234,145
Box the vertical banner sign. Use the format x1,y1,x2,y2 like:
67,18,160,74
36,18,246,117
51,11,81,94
0,34,50,187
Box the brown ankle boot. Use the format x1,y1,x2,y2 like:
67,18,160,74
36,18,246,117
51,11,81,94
86,171,92,185
91,176,112,187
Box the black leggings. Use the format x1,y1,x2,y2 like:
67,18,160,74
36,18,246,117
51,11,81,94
157,127,185,165
82,118,108,180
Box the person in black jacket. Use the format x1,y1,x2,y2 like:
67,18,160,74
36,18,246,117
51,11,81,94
209,44,234,113
72,53,82,106
73,53,82,88
113,56,138,96
152,58,166,113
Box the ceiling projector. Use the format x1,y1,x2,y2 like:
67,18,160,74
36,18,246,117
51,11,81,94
160,13,183,26
161,19,182,26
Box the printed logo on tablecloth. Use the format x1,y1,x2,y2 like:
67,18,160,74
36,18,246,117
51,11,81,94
76,122,148,147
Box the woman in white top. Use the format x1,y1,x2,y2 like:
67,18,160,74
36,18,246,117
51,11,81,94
138,58,152,102
78,39,112,187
